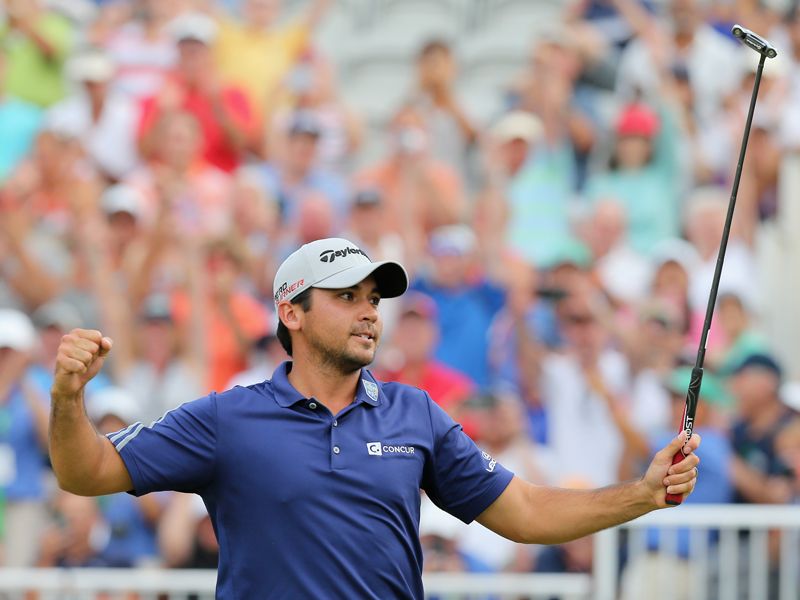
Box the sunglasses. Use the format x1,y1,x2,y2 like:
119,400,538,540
563,314,595,326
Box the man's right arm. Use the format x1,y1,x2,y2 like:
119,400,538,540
49,329,134,496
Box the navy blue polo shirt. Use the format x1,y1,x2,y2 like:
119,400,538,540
109,362,514,599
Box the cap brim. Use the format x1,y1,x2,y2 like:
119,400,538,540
312,261,408,299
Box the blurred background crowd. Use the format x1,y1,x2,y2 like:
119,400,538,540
2,0,800,591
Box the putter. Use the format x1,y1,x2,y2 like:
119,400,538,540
665,24,778,505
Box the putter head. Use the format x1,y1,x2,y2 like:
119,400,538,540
732,24,778,59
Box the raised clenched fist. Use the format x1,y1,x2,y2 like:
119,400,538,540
52,329,113,398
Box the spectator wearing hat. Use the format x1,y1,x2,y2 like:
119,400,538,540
343,188,407,269
356,104,465,248
728,353,800,504
100,184,144,264
576,199,652,307
0,0,74,107
584,102,682,255
259,110,348,226
105,292,204,425
476,110,574,270
25,299,112,405
45,47,139,180
265,52,363,170
411,225,505,388
0,309,51,567
138,12,255,173
376,292,476,436
620,367,736,600
418,495,492,585
540,291,634,487
214,0,332,125
226,313,288,388
84,387,166,568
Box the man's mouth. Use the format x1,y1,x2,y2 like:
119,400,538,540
352,332,375,341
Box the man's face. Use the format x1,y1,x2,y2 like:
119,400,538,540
244,0,280,28
393,312,437,365
298,276,383,373
178,40,212,80
286,133,319,173
731,368,778,415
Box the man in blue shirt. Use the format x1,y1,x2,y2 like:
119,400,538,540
48,237,700,599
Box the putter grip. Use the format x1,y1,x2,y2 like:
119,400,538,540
665,449,686,505
665,367,703,506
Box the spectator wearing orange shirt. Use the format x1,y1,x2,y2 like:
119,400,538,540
356,104,465,250
138,13,254,173
173,237,270,392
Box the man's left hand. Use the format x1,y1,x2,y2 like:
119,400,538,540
642,431,701,508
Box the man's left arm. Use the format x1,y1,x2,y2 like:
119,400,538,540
476,432,700,544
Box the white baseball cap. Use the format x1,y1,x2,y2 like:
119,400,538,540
101,184,142,219
86,386,141,425
168,12,218,45
273,238,408,305
491,111,543,144
66,49,115,83
0,309,37,352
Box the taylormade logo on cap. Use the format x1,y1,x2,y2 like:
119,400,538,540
272,238,410,306
319,246,368,263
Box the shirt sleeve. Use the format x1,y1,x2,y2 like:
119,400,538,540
108,393,217,496
421,392,514,523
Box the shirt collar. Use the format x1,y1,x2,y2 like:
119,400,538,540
270,361,383,408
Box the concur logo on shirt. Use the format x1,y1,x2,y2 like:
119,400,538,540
366,442,415,456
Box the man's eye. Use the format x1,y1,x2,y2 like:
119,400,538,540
370,297,381,306
340,292,354,300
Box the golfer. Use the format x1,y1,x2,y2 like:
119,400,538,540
49,237,700,599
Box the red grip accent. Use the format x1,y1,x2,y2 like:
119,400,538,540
665,449,686,505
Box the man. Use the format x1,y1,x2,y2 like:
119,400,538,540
46,47,139,180
475,110,573,269
214,0,331,123
728,353,799,504
0,309,49,567
137,12,254,173
49,237,700,599
412,225,505,388
376,292,476,436
259,111,348,225
356,104,465,247
410,39,476,175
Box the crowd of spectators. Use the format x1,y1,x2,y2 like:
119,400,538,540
1,0,800,592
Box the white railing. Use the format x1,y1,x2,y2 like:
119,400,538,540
1,505,798,600
594,504,800,600
0,569,591,599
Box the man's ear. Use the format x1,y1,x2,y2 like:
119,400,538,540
278,301,302,332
